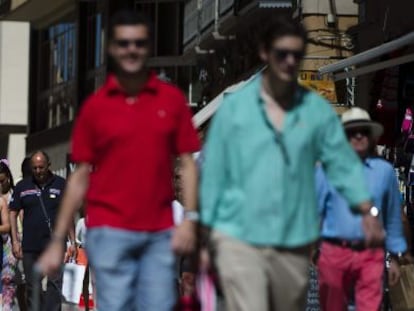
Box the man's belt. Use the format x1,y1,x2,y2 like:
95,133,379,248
323,237,367,251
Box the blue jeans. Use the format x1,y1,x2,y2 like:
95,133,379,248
86,227,177,311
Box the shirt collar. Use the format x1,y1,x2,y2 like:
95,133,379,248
105,71,159,96
363,157,373,168
32,173,55,188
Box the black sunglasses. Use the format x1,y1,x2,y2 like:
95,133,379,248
114,39,150,48
272,48,304,62
346,128,371,138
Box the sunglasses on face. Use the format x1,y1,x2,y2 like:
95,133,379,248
114,39,150,49
272,48,304,62
346,128,371,138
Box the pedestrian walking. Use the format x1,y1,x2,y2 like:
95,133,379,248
200,16,384,311
316,107,408,311
13,157,31,311
38,10,200,311
0,160,13,309
9,151,76,311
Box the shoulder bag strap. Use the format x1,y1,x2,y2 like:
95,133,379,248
35,186,52,234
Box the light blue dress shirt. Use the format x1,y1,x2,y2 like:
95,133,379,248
316,158,407,253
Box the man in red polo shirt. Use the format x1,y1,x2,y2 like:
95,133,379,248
38,10,201,311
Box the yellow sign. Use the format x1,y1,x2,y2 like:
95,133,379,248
298,71,337,103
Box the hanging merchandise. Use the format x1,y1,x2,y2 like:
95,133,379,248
402,108,413,135
408,156,414,186
404,132,414,154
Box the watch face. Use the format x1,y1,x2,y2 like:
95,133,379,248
370,206,379,217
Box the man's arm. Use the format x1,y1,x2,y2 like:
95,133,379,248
180,154,198,214
317,111,371,208
9,187,23,259
10,210,22,259
65,220,77,263
384,170,407,254
0,199,10,234
200,99,228,228
38,163,90,275
171,154,198,255
384,170,407,286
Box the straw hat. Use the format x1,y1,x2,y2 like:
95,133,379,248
341,107,384,138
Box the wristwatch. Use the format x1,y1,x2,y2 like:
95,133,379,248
368,206,379,217
183,210,200,222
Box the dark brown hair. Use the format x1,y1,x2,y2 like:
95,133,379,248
261,16,308,51
0,162,14,191
109,10,153,40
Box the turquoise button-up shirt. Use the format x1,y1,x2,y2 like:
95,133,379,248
200,73,371,247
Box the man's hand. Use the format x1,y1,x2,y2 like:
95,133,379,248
37,240,65,276
12,241,22,259
402,253,414,264
171,220,197,255
388,259,401,287
64,244,78,263
361,214,385,248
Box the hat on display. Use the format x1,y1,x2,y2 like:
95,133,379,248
341,107,384,138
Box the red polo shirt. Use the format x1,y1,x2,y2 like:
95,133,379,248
71,72,201,231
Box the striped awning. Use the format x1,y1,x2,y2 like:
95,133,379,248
258,0,292,8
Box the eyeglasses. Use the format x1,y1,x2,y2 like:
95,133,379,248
114,39,150,48
272,48,304,62
346,128,371,138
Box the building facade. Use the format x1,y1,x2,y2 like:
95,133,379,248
0,0,297,176
0,0,375,176
0,18,29,178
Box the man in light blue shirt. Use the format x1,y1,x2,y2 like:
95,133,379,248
200,16,384,311
316,107,407,311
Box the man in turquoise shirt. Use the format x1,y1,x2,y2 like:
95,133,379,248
200,16,384,311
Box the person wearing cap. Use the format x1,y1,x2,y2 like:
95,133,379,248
316,107,407,311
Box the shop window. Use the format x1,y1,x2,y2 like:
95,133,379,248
39,19,76,91
0,0,10,16
82,1,107,96
38,83,76,130
86,13,105,70
36,15,77,131
133,0,180,56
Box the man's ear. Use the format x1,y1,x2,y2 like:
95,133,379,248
259,45,268,63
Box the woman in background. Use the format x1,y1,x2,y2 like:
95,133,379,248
0,160,18,311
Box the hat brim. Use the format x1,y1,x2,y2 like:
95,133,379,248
343,120,384,138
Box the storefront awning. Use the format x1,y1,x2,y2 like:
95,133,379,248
258,0,292,8
318,31,414,80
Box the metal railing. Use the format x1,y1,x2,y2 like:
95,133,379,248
183,0,235,45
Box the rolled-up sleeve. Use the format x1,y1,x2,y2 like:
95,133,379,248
200,98,229,227
384,169,407,253
317,105,371,209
